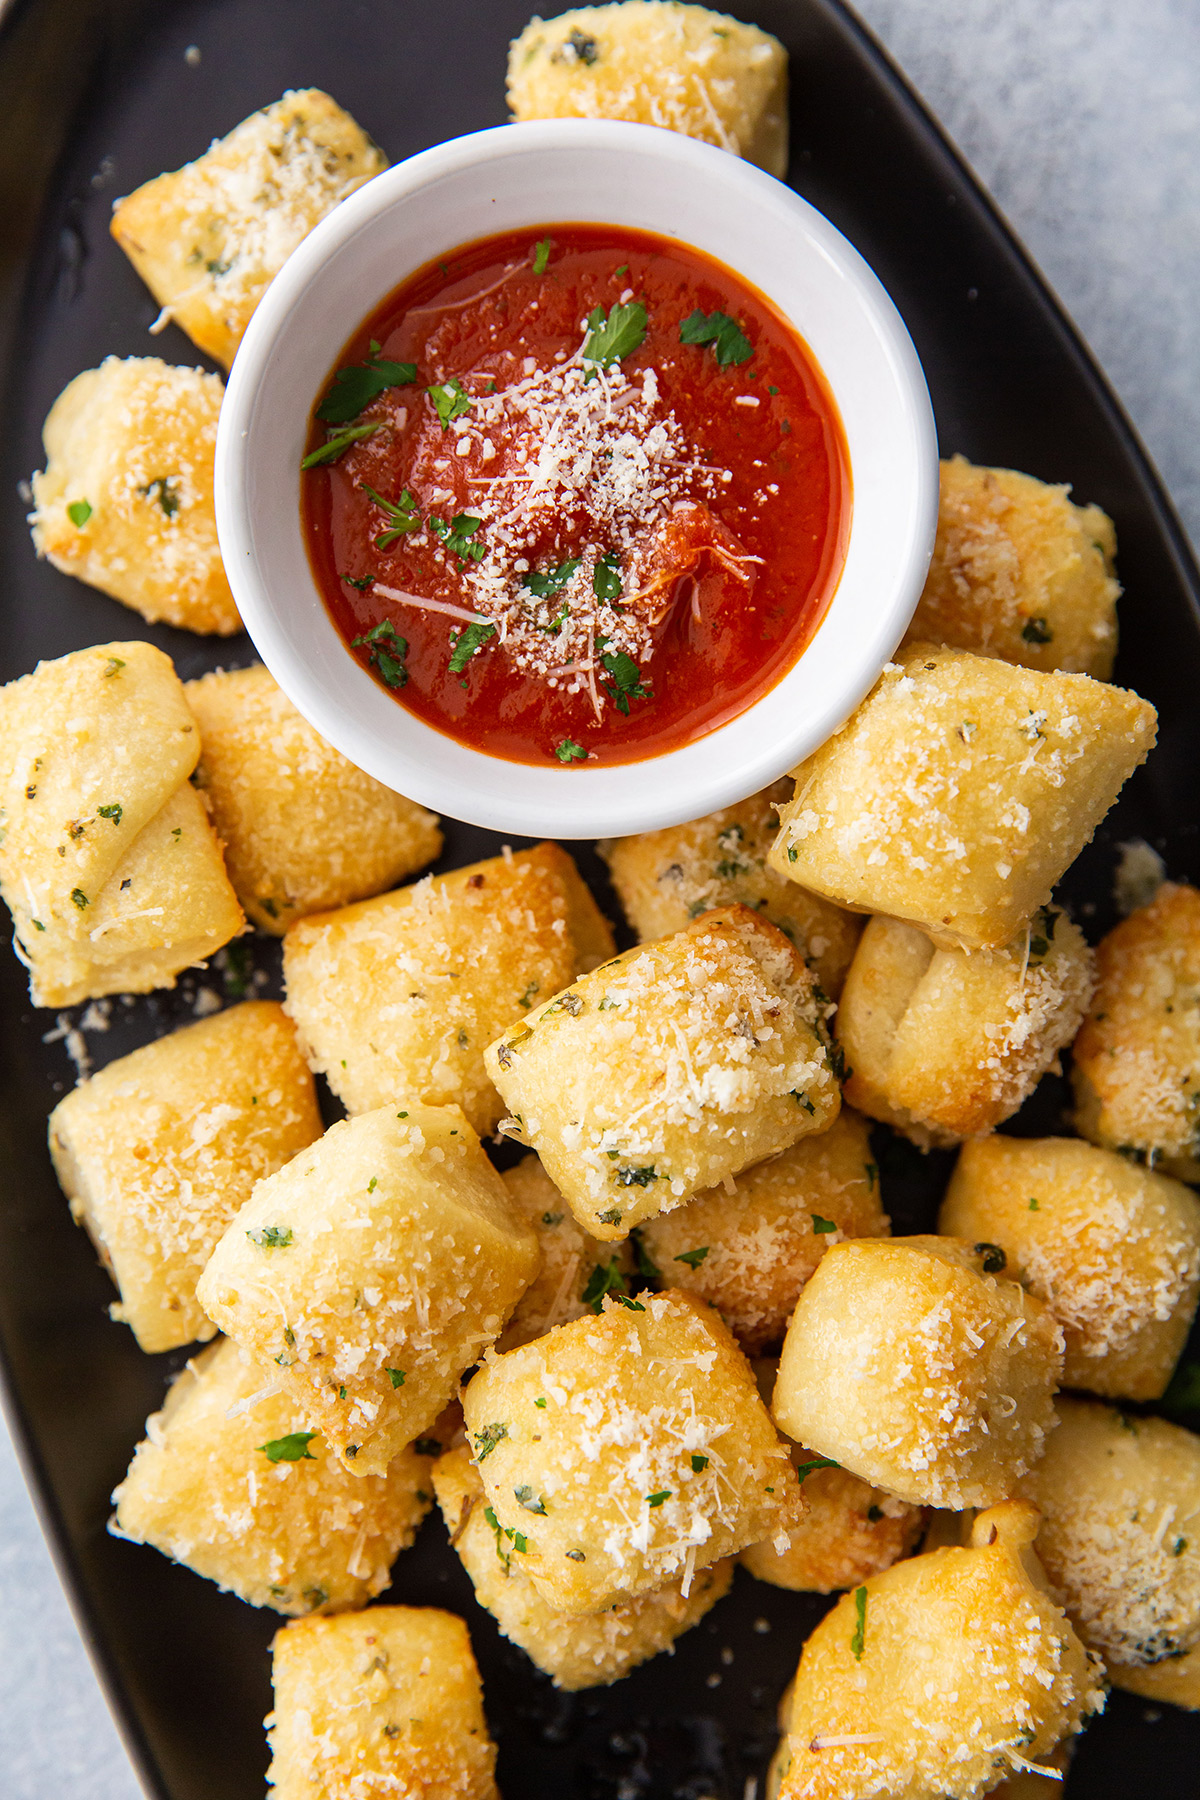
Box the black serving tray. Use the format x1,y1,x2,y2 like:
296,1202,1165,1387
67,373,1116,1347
1,1,1198,1795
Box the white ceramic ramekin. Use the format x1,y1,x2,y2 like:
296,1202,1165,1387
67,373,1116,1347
216,119,938,839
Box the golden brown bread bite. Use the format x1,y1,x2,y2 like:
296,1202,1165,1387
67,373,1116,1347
496,1154,629,1350
507,3,788,177
0,640,243,1006
1109,1642,1200,1709
1073,881,1200,1182
772,1501,1103,1800
29,356,239,635
837,908,1094,1146
460,1288,800,1615
600,784,862,998
186,664,441,933
768,642,1157,949
282,842,613,1137
638,1106,888,1352
111,90,387,369
267,1606,498,1800
486,904,841,1241
1021,1396,1200,1674
939,1136,1200,1400
904,455,1119,678
433,1446,732,1688
49,1000,321,1353
773,1237,1063,1508
196,1103,538,1477
111,1338,434,1613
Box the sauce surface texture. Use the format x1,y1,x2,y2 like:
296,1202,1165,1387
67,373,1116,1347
302,225,850,767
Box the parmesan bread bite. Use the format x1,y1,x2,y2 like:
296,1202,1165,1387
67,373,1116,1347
601,785,862,998
111,90,387,369
497,1154,628,1351
1023,1397,1200,1676
283,842,613,1136
638,1107,888,1352
940,1136,1200,1401
0,640,242,1007
433,1446,732,1688
741,1434,924,1594
49,1000,321,1353
196,1104,538,1477
773,1237,1063,1509
772,1501,1103,1800
769,643,1156,950
1073,881,1200,1183
487,904,841,1241
186,664,441,933
904,456,1120,678
29,356,239,635
460,1289,800,1614
111,1339,433,1614
267,1606,498,1800
508,3,788,177
837,908,1095,1147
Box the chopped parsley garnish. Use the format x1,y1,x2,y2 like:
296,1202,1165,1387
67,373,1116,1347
341,572,373,592
448,619,496,673
526,557,581,598
474,1421,509,1460
247,1225,293,1248
316,341,416,424
595,636,651,713
679,308,753,367
534,1397,547,1408
864,1161,878,1188
582,300,648,369
96,804,122,825
1028,907,1058,961
646,1490,671,1507
104,657,124,676
362,483,421,548
975,1242,1007,1274
597,1206,622,1226
301,422,381,469
690,1454,709,1473
615,1164,657,1187
566,1548,586,1561
259,1431,316,1464
792,1090,816,1113
797,1456,840,1483
70,888,88,909
532,237,552,275
566,25,598,62
674,1246,709,1269
67,499,92,527
1021,616,1053,644
427,377,473,427
851,1585,868,1659
351,618,409,688
386,1368,405,1388
139,476,181,516
1029,1197,1041,1211
431,512,485,564
541,1210,563,1225
414,1438,443,1457
555,738,586,763
514,1484,548,1514
811,1214,837,1234
592,550,622,603
581,1256,643,1312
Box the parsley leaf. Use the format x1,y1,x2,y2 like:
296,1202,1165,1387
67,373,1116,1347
430,512,485,564
1021,616,1053,645
975,1241,1007,1274
797,1456,840,1483
596,637,651,714
67,499,92,527
139,477,181,516
811,1214,837,1234
555,738,586,764
474,1421,509,1459
341,572,373,591
259,1431,317,1464
351,618,409,689
96,803,122,825
316,344,416,423
247,1226,293,1248
679,309,753,367
532,237,552,275
646,1490,671,1507
615,1164,657,1188
301,423,382,469
526,557,581,598
361,484,421,548
581,1256,634,1312
448,620,496,674
691,1454,709,1472
427,377,473,427
851,1585,868,1660
514,1484,548,1514
592,551,622,603
674,1246,709,1269
386,1368,405,1388
582,300,648,369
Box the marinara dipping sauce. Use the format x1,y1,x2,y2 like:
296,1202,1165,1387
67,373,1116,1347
302,224,850,768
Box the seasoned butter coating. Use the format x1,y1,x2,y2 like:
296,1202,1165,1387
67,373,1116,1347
112,90,386,368
769,643,1156,949
267,1606,498,1800
486,904,841,1240
434,1446,732,1689
460,1289,800,1615
508,3,788,177
773,1237,1063,1508
1073,881,1200,1182
187,664,441,933
49,1000,321,1353
497,1154,628,1351
30,355,239,635
773,1501,1103,1800
196,1103,539,1477
1021,1396,1200,1671
601,784,862,998
112,1339,433,1614
283,842,613,1136
940,1136,1200,1400
0,640,242,1006
837,909,1094,1146
904,456,1119,678
639,1107,887,1352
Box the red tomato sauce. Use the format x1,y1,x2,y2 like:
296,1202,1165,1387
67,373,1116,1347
302,225,850,768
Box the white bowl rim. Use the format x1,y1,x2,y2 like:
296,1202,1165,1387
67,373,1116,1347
216,118,939,840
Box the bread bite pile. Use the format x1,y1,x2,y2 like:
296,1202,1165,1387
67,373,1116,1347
6,5,1200,1794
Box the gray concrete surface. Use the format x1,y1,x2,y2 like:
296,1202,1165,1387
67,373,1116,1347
2,2,1198,1794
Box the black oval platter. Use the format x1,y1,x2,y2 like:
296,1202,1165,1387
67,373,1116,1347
1,1,1198,1795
